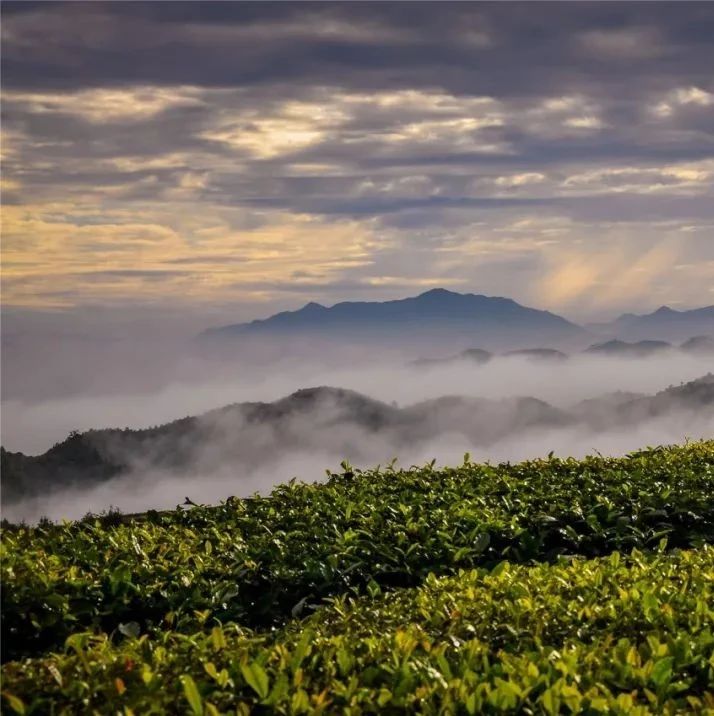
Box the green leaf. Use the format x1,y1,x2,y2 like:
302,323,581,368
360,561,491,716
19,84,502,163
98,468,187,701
336,648,353,676
1,692,26,715
436,652,453,680
210,626,226,651
541,687,560,716
179,675,203,716
290,629,312,672
266,673,290,706
292,689,310,713
491,560,509,577
377,688,392,706
241,661,270,700
650,656,674,687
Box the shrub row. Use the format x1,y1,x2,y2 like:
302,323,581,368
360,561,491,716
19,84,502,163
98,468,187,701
3,548,713,714
3,442,713,661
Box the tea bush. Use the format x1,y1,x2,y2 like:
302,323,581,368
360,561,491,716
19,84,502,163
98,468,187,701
2,441,713,712
3,442,714,662
3,548,713,714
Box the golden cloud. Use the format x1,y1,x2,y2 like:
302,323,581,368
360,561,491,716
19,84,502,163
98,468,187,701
3,86,205,123
0,201,375,308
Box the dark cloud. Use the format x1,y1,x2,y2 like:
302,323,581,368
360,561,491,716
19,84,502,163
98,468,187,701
3,3,714,95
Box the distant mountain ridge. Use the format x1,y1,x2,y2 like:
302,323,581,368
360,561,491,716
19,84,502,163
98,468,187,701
410,337,711,368
200,289,587,351
590,305,714,342
584,339,674,358
201,290,714,350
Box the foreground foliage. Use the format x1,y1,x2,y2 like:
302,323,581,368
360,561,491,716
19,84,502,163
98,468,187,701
2,441,713,713
2,442,714,662
3,548,714,714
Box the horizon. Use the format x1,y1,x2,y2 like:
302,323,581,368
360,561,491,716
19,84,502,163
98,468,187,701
3,287,713,343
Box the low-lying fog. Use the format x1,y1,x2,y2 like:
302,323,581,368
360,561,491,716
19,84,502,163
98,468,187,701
2,346,713,524
3,352,711,455
2,352,714,521
10,413,713,525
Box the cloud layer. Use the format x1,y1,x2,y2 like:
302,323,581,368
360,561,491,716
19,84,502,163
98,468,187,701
2,2,713,322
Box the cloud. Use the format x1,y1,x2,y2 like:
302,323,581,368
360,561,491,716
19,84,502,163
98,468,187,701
578,27,664,60
561,160,714,195
1,2,713,320
651,85,714,118
1,202,376,308
3,86,205,123
495,173,547,188
563,116,604,130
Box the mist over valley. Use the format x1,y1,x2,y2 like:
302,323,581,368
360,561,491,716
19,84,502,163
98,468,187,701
3,291,713,522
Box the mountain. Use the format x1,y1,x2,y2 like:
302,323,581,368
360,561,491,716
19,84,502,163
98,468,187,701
3,376,713,515
590,305,714,343
410,348,493,369
572,375,714,429
200,289,587,352
410,347,566,369
503,348,568,361
572,391,647,424
0,388,399,508
681,335,714,355
584,339,673,358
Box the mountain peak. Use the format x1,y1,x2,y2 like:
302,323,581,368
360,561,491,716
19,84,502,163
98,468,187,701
653,305,676,315
416,288,461,300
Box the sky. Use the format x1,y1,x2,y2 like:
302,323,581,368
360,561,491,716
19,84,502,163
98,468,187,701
2,1,714,333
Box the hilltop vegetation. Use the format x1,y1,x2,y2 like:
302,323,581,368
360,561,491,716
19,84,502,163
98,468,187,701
2,441,714,713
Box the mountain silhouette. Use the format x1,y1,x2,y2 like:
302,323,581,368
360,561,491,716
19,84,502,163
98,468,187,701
503,348,568,362
584,339,673,358
591,305,714,342
200,289,586,351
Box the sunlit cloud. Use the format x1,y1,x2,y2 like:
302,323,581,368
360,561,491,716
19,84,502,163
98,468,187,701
3,86,205,122
1,202,376,308
199,89,506,159
563,116,604,130
525,95,606,136
495,173,547,188
201,99,349,159
650,86,714,118
562,160,714,195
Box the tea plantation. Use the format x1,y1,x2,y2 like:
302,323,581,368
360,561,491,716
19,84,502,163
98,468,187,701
2,441,713,713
